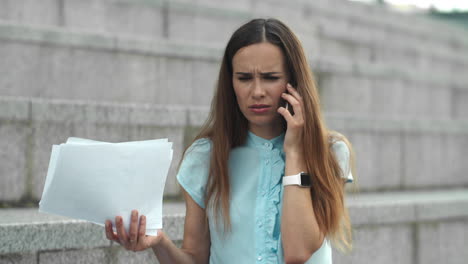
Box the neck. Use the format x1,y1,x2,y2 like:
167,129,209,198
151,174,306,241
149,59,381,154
249,122,284,140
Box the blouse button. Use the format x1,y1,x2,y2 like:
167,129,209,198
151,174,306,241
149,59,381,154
257,256,263,261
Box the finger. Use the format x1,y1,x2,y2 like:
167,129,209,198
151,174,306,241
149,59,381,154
286,83,303,102
281,92,303,118
115,216,129,248
129,210,139,250
105,220,119,242
138,215,147,245
287,84,305,115
277,106,294,123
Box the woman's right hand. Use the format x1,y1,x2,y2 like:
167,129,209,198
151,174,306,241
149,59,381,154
105,209,163,252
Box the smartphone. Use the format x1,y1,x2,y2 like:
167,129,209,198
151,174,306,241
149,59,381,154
284,77,297,115
283,87,295,116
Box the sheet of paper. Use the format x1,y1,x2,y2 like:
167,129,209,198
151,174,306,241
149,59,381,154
39,137,173,236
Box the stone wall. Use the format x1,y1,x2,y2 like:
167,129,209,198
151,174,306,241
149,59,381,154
1,190,467,264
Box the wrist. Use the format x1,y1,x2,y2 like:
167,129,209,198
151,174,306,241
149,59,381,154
284,149,303,158
151,230,167,250
285,154,307,176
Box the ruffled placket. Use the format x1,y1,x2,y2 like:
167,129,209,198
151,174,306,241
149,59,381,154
247,131,286,264
263,148,285,262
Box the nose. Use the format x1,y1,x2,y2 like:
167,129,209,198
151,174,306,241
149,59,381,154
251,77,265,99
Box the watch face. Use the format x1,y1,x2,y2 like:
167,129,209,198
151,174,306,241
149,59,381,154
300,173,311,187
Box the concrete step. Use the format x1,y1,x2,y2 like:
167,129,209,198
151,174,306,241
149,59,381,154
1,188,467,263
255,1,468,78
0,0,252,46
0,22,467,120
1,0,467,73
1,96,468,202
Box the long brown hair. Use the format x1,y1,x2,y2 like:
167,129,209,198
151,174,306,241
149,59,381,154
181,18,356,251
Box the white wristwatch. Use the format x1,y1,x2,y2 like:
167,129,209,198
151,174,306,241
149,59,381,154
282,172,311,187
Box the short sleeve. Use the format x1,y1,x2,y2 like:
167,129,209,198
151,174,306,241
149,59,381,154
331,140,353,183
176,138,212,208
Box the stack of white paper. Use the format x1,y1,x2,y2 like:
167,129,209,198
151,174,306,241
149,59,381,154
39,137,173,236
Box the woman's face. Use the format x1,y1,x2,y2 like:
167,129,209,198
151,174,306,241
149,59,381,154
232,42,288,133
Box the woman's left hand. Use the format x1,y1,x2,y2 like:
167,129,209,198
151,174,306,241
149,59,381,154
277,83,305,155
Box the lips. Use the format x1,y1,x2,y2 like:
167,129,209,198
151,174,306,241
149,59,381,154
249,104,270,109
249,104,271,114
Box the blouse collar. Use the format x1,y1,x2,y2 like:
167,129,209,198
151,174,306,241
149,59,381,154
246,130,285,150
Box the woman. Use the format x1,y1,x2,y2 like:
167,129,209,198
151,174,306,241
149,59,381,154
105,18,355,263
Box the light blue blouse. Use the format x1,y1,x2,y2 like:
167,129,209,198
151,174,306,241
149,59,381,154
177,131,353,264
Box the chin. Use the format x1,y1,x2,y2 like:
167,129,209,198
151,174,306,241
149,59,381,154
246,116,278,128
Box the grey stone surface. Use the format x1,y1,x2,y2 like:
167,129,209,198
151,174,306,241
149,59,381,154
31,99,186,127
30,121,74,200
177,0,252,12
38,248,107,264
162,214,185,242
453,87,468,119
320,74,372,114
163,58,193,105
0,97,29,121
0,123,29,200
344,132,402,191
312,0,468,60
64,0,164,39
127,104,186,127
346,189,468,225
418,220,468,264
0,220,110,255
3,190,468,255
347,198,416,226
0,41,44,98
0,23,221,104
0,253,36,264
111,247,159,264
0,0,60,27
403,133,468,189
1,15,467,104
167,5,248,46
0,202,185,254
0,22,467,117
190,60,218,106
3,0,467,58
333,224,413,264
186,106,209,127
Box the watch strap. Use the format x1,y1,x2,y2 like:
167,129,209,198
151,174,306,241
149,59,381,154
283,172,310,187
283,173,302,186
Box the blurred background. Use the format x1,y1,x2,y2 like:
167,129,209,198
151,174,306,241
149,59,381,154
0,0,467,263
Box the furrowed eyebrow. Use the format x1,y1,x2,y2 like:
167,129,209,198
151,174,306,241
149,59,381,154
234,72,282,75
235,72,252,75
260,72,282,75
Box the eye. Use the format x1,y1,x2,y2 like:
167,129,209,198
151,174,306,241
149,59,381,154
264,76,280,81
238,76,252,81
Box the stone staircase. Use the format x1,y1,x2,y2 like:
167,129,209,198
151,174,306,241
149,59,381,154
0,0,467,263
